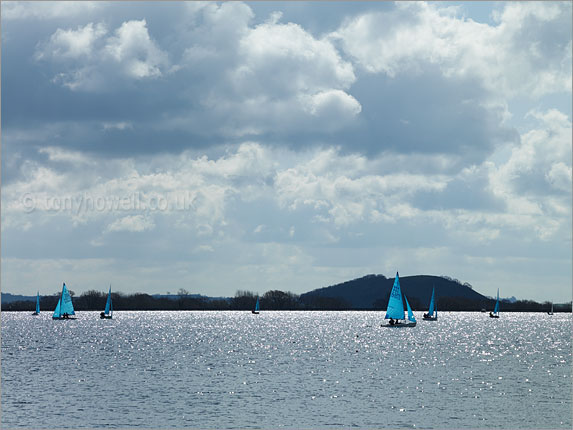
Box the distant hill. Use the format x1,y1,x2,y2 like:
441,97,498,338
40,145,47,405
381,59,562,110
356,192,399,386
300,274,489,310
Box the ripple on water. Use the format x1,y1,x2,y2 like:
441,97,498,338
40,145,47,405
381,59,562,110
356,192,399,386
1,311,571,428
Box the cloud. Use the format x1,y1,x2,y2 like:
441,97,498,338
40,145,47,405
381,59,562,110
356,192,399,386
546,162,572,193
331,1,572,99
168,3,361,138
2,135,571,300
35,20,171,91
106,215,155,233
2,1,101,20
301,89,362,119
38,146,94,165
490,109,572,200
35,23,107,60
104,20,170,79
15,1,564,160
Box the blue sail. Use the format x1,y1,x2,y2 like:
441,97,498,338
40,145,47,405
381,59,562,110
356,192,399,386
427,287,435,316
53,283,75,318
104,286,112,315
52,298,61,318
405,296,416,322
385,272,405,320
35,292,40,314
493,289,500,314
254,297,260,312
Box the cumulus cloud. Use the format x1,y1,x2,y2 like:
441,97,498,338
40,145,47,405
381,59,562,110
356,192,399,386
490,109,572,200
546,162,572,193
104,20,170,79
331,1,572,98
35,23,107,60
174,3,361,138
35,19,171,90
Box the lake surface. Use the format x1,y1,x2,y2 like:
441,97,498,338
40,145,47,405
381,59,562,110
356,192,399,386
2,311,571,429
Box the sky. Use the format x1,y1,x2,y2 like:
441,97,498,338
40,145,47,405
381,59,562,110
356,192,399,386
1,1,571,302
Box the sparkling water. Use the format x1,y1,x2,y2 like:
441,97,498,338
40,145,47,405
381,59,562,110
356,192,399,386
2,311,571,428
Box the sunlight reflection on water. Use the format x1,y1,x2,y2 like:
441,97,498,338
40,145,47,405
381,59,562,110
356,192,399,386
2,311,571,428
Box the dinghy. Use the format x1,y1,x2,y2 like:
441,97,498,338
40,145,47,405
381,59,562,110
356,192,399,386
547,303,554,315
100,286,113,319
423,286,438,321
31,291,40,316
489,289,500,318
383,272,416,327
52,283,76,320
252,297,260,315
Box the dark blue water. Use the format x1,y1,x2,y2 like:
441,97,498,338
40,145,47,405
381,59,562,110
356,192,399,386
2,311,571,428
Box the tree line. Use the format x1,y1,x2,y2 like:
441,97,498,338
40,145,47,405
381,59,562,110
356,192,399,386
1,289,570,312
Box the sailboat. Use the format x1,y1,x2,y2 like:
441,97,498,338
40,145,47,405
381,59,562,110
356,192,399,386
383,272,417,327
31,291,40,316
100,286,113,319
252,297,260,314
547,303,554,315
52,283,76,320
489,289,500,318
423,286,438,321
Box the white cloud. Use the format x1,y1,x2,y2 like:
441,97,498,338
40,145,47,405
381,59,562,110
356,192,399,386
39,147,93,165
35,23,107,60
237,20,356,94
36,20,171,90
301,89,362,119
273,148,449,226
174,4,361,137
546,162,572,193
490,109,572,200
483,108,572,240
2,138,571,300
106,215,155,233
104,20,169,79
331,1,572,99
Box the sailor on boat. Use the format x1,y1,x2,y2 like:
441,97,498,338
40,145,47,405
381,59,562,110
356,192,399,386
100,311,106,319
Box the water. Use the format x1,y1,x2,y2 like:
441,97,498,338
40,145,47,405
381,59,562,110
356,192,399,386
2,311,571,429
